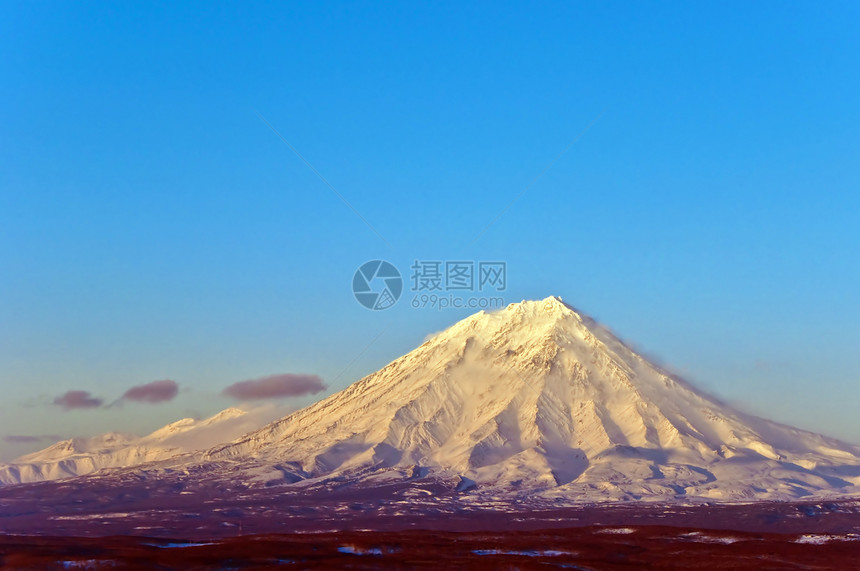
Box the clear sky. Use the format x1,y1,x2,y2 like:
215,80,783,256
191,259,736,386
1,1,859,461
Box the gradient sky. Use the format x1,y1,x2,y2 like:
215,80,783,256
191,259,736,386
1,1,859,461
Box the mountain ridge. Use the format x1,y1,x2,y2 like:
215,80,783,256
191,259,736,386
0,407,274,485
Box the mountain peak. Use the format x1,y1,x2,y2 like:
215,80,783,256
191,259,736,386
204,407,247,424
502,295,570,314
527,296,578,322
200,300,860,502
442,296,586,357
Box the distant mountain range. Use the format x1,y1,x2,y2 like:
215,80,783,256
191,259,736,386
0,407,279,485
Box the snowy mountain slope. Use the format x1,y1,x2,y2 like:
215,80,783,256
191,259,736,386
195,297,860,502
0,407,281,485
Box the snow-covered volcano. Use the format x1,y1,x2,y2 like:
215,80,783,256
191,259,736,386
193,296,860,502
4,297,860,504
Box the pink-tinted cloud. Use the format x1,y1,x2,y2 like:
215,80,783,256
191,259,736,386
121,379,179,404
222,373,326,401
53,390,103,410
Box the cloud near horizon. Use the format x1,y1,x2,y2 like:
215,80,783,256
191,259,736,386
222,373,326,401
121,379,179,404
53,390,103,410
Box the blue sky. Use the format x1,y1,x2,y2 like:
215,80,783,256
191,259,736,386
1,1,859,460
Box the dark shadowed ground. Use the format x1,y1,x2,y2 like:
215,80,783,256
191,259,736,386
2,525,859,569
2,472,859,568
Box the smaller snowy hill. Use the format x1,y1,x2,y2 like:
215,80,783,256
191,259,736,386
0,407,281,485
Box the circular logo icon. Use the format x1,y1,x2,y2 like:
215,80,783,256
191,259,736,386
352,260,403,310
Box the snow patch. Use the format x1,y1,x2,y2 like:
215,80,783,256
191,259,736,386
595,527,635,534
794,533,860,544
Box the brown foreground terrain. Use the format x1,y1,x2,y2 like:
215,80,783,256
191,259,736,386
2,474,859,568
2,524,859,570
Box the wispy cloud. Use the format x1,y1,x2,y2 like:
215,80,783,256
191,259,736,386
53,390,103,410
222,373,326,401
121,379,179,404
